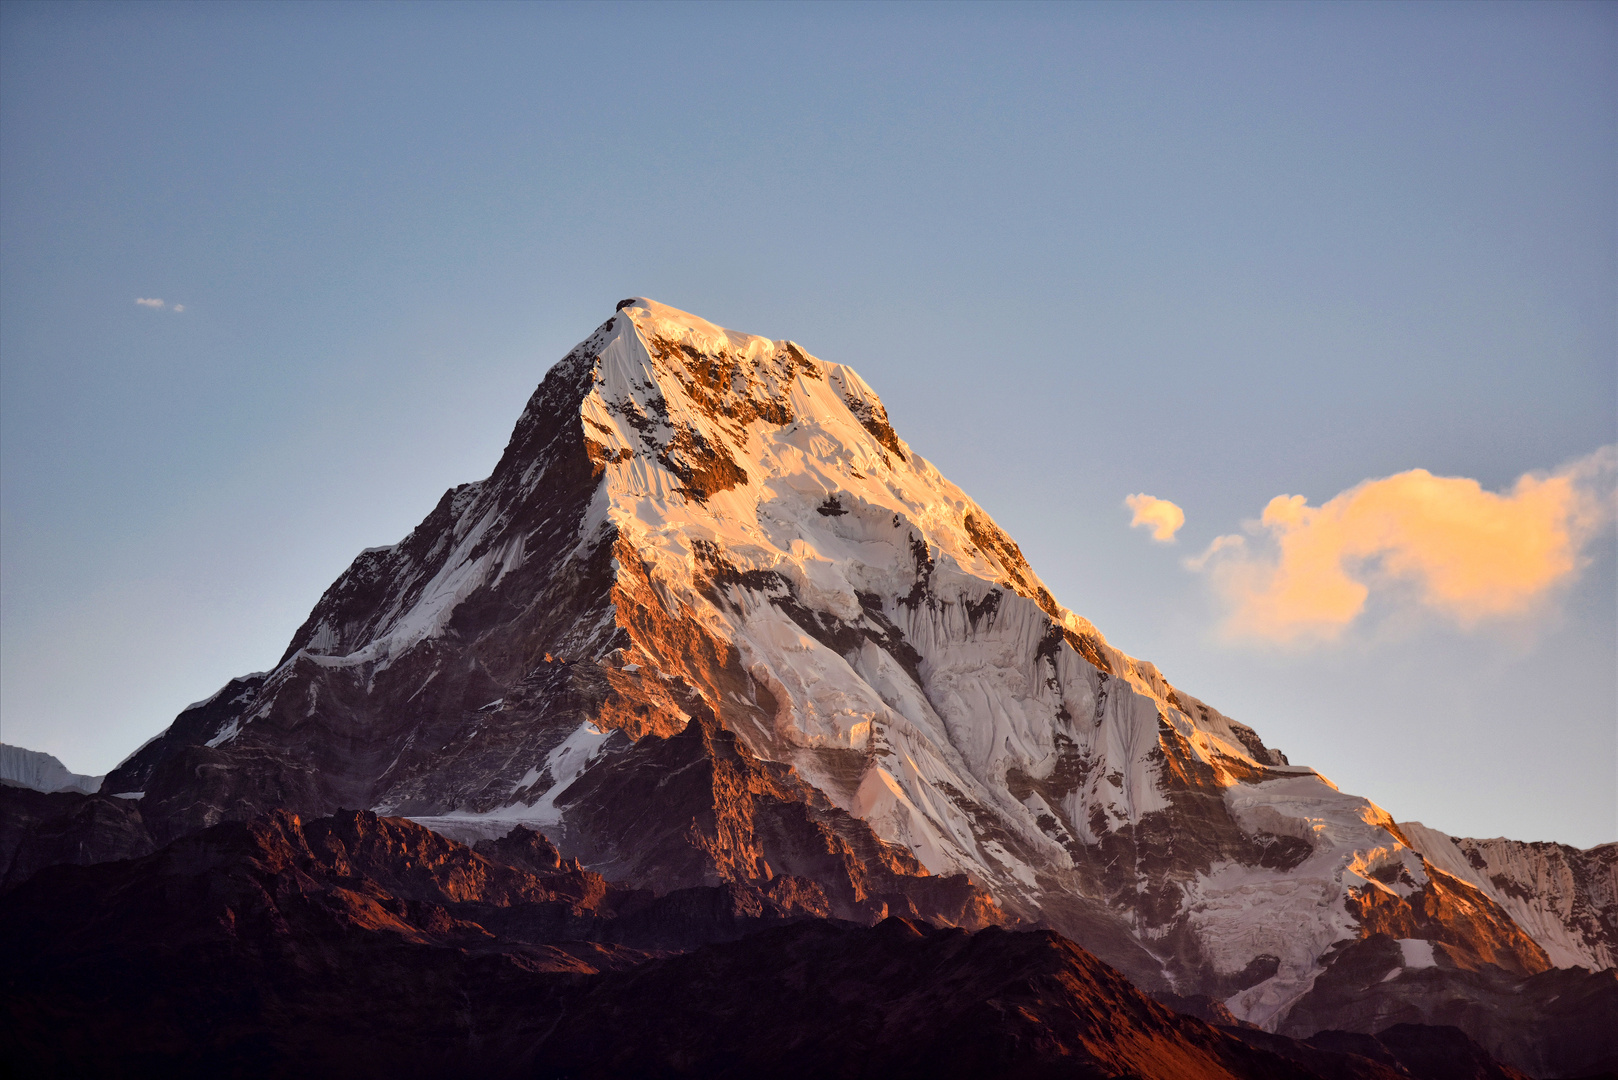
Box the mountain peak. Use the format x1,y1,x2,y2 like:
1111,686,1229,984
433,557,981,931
98,300,1571,1036
615,296,773,354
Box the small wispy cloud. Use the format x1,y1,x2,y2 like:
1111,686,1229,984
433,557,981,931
135,298,165,308
172,304,185,313
1125,493,1186,542
1188,446,1616,644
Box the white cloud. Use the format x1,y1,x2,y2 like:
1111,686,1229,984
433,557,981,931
1182,532,1244,570
171,304,185,313
134,298,165,309
1125,493,1186,542
1188,446,1616,643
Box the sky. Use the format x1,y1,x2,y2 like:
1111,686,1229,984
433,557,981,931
1,2,1613,847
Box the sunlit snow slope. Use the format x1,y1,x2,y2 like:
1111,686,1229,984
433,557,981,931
1401,821,1617,972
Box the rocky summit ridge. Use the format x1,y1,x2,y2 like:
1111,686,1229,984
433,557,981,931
11,299,1615,1073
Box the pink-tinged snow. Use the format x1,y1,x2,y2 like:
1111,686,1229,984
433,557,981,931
1205,772,1429,1026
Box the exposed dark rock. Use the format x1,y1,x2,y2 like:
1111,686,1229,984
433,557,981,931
102,324,627,836
1231,1023,1535,1080
658,423,749,501
475,822,564,874
1310,1025,1531,1080
101,672,267,795
1401,826,1618,974
692,536,925,687
0,785,155,891
837,390,906,461
0,813,1365,1080
1280,934,1618,1078
551,710,1006,929
1227,719,1290,767
1151,991,1252,1028
1345,867,1550,976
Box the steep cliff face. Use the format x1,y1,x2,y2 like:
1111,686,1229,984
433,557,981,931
0,785,155,891
100,300,1568,1031
1400,821,1617,971
1,744,103,795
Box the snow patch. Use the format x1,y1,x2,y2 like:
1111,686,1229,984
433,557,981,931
205,718,242,748
411,720,612,839
1397,938,1437,968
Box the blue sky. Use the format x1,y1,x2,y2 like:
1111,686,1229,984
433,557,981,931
2,2,1613,845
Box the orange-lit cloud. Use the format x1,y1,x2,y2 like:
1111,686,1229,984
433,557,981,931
1189,447,1616,643
1126,493,1186,542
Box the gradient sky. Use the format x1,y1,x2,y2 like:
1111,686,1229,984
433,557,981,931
2,2,1613,847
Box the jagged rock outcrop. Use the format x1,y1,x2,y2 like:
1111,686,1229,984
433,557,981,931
72,299,1598,1046
537,709,1006,928
0,785,155,891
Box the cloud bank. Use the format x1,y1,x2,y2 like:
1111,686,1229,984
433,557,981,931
1126,493,1185,542
1190,447,1616,643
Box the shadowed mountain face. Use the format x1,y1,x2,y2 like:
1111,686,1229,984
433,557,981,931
0,786,155,889
16,299,1605,1064
0,809,1545,1080
1276,934,1617,1080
